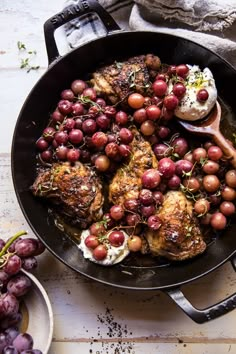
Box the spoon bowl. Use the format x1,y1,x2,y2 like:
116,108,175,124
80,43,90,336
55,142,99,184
178,101,236,168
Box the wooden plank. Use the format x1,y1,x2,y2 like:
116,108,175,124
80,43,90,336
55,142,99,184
50,342,236,354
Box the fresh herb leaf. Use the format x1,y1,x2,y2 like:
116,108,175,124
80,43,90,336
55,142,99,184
17,41,26,50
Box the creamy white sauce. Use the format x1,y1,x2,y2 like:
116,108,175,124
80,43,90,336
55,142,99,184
79,229,130,266
170,65,217,121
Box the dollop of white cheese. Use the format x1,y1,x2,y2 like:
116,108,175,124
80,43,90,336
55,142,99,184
79,229,130,266
171,65,217,121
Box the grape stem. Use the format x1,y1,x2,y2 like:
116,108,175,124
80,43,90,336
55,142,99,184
0,230,27,257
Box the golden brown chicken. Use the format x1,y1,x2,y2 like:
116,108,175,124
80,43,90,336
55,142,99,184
91,54,161,104
145,191,206,261
109,129,158,206
31,162,104,228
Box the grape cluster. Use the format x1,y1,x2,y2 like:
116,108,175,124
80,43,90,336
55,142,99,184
35,59,236,263
0,231,45,354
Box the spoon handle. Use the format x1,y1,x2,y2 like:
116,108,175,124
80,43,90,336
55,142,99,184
214,131,236,168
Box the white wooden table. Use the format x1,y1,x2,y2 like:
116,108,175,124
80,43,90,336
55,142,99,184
1,1,236,353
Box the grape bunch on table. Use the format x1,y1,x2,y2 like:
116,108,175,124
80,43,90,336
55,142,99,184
0,231,45,354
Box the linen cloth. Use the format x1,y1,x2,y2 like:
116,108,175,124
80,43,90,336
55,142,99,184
64,0,236,67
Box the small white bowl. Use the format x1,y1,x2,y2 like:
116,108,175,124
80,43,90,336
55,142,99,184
20,269,54,354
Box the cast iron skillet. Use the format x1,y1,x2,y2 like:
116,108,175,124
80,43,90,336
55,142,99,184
11,0,236,323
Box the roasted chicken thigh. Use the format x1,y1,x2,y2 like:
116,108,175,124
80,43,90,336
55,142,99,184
145,191,206,261
91,54,161,104
31,162,104,228
109,129,158,206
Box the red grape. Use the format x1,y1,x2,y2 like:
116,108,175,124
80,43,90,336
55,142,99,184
115,111,128,125
202,175,220,193
104,106,116,117
192,147,207,162
35,138,49,151
96,98,106,108
51,110,64,123
197,89,209,102
12,333,33,352
126,213,141,226
175,159,193,176
58,100,73,115
139,189,154,206
110,205,124,220
147,215,162,230
141,169,161,189
133,108,147,124
128,93,145,109
95,155,110,171
202,160,219,174
82,87,97,101
173,83,186,97
3,256,21,276
127,236,142,252
140,204,155,218
22,257,38,271
220,201,235,216
176,64,189,78
14,239,39,257
67,148,80,162
221,186,236,201
194,199,210,216
72,102,84,116
85,235,100,249
124,198,140,212
96,114,110,130
119,144,131,158
183,177,200,193
167,174,181,189
108,231,125,247
71,79,87,94
105,142,120,160
89,223,106,236
140,120,155,136
92,132,108,148
157,126,170,139
152,80,167,97
163,94,179,110
146,105,161,121
158,157,175,178
171,137,189,157
82,119,97,135
210,212,227,230
93,245,107,260
7,275,31,297
225,169,236,188
63,118,75,131
61,89,74,101
54,131,68,145
119,128,134,144
153,143,170,160
152,191,164,206
56,146,69,160
42,127,56,142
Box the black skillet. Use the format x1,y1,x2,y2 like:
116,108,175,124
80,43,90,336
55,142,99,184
11,0,236,323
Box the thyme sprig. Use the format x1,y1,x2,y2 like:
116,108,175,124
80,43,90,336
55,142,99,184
17,41,40,73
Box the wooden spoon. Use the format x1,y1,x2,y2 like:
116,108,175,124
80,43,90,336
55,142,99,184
178,101,236,168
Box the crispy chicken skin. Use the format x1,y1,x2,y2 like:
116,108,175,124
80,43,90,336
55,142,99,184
91,54,161,104
31,162,104,228
109,129,158,206
145,191,206,261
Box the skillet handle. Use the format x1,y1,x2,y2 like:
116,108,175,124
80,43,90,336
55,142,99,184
164,254,236,323
44,0,120,64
